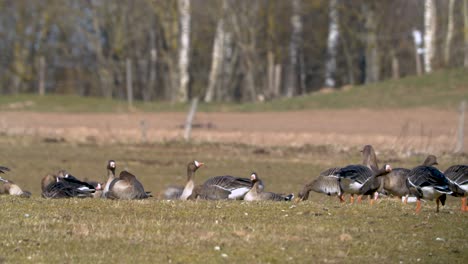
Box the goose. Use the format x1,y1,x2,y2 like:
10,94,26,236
380,155,439,203
200,175,264,200
41,172,96,198
102,160,117,197
0,180,32,198
296,167,342,202
0,167,31,198
444,165,468,211
361,145,379,171
104,164,151,200
337,145,391,204
163,185,184,200
187,184,232,200
180,160,204,200
406,165,452,213
338,164,392,204
244,172,293,201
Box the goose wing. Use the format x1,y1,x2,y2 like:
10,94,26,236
444,165,468,185
260,192,294,201
337,165,373,184
407,166,451,193
107,171,149,199
203,175,253,199
42,182,94,198
203,175,251,189
62,175,96,192
188,185,231,200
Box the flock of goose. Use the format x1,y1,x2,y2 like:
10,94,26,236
0,144,467,213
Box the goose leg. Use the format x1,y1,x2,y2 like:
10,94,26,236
356,195,362,203
462,197,467,212
349,194,354,204
338,194,345,203
370,192,378,205
436,198,440,213
403,195,408,204
415,199,421,213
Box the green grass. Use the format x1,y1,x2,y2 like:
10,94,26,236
1,69,467,112
0,136,467,263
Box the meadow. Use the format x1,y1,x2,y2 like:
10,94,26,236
0,136,467,263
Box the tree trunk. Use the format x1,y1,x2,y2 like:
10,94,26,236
177,0,191,102
424,0,437,73
391,49,400,79
444,0,455,66
286,0,302,97
219,32,236,102
412,29,423,76
464,0,468,67
205,6,225,103
324,0,339,88
364,3,379,84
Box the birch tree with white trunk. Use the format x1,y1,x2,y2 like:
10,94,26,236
444,0,455,66
424,0,436,73
286,0,302,97
204,2,226,103
364,3,379,83
324,0,339,88
177,0,191,102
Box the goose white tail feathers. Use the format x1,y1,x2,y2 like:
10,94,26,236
284,193,294,201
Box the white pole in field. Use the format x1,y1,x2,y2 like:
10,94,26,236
455,100,466,153
184,98,198,141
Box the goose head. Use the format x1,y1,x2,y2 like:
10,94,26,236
423,155,438,166
384,164,392,173
188,160,204,172
107,160,116,171
57,169,69,179
250,172,258,182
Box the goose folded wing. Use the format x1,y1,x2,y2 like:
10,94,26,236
337,165,373,184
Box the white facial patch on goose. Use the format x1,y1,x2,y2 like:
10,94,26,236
250,173,257,180
385,164,392,172
194,160,201,167
110,161,116,168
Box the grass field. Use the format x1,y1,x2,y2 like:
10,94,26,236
0,69,467,112
1,136,467,263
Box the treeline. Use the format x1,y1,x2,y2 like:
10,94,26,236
0,0,467,102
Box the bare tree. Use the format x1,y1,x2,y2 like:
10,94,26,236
177,0,191,102
444,0,455,66
286,0,303,97
204,1,226,103
364,2,379,83
424,0,437,73
324,0,339,88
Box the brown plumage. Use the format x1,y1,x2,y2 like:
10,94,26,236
0,180,31,198
296,167,341,202
244,172,293,201
187,184,231,200
106,170,150,200
180,160,204,200
380,155,439,203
